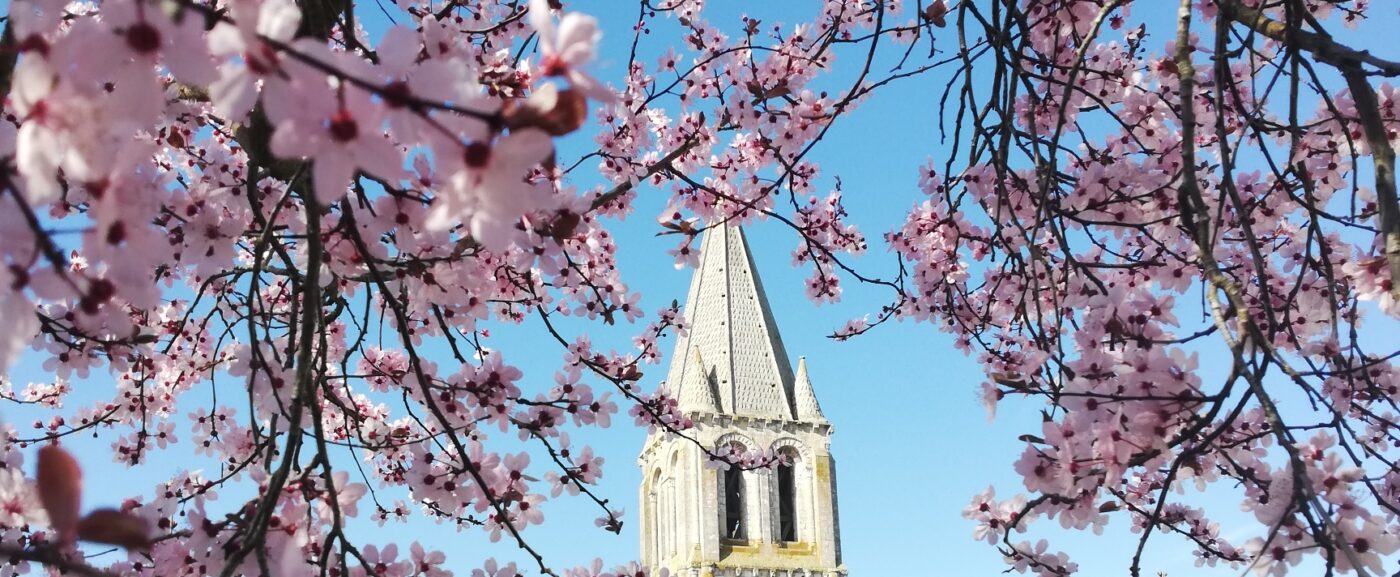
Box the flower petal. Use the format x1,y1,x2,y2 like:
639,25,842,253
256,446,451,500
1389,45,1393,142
555,13,599,66
210,67,259,121
495,128,552,173
269,121,321,159
164,17,217,85
257,0,303,41
527,0,556,49
378,26,420,73
353,135,408,184
313,153,355,204
207,23,247,56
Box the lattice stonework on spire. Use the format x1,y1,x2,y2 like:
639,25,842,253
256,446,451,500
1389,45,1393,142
664,225,799,419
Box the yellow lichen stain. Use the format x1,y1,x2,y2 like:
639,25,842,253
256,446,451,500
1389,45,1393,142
775,541,815,555
719,539,760,554
718,541,820,569
815,456,831,484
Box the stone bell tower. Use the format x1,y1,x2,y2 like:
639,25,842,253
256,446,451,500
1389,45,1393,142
638,224,845,577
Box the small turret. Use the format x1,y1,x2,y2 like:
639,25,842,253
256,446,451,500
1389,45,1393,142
792,356,828,423
675,346,721,413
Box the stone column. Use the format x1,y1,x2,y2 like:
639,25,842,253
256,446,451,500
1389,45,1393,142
813,454,841,567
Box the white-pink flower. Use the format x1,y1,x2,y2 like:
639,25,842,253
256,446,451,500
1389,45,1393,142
426,129,554,249
269,73,406,204
527,0,614,101
409,543,449,577
0,468,47,528
0,267,38,373
207,0,303,120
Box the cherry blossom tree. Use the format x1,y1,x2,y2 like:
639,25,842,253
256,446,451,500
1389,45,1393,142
915,3,1400,576
0,0,1397,576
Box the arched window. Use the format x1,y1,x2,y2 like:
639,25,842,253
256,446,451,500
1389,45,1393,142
771,442,805,543
777,459,797,542
724,465,745,539
718,440,747,540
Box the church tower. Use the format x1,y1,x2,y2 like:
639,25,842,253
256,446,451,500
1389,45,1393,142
638,225,846,577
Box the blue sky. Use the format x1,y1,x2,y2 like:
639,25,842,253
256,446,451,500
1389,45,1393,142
5,1,1400,576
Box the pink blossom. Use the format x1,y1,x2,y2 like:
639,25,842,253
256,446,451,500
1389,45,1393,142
207,0,303,120
426,129,553,249
527,0,613,101
268,72,406,203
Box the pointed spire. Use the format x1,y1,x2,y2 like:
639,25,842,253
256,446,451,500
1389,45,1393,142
663,224,798,419
675,346,720,413
792,357,827,422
